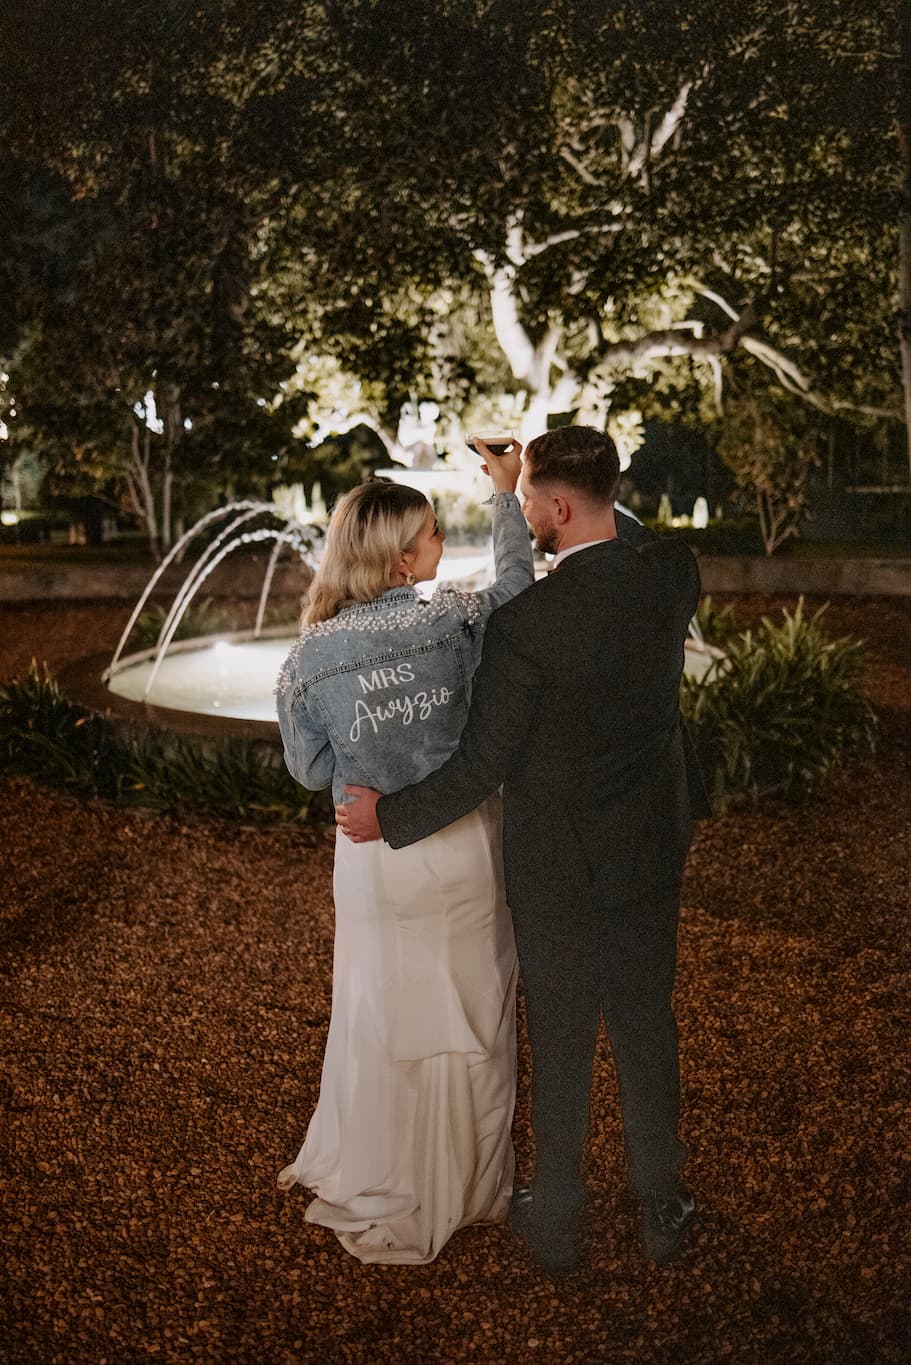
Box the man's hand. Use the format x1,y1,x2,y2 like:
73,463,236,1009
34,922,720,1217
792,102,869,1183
336,786,383,842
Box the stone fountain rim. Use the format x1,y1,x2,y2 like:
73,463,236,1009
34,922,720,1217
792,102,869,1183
60,625,294,746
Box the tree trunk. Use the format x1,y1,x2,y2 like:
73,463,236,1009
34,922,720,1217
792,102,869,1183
487,267,579,440
129,422,161,560
899,1,911,479
161,450,173,554
756,488,797,558
157,383,182,554
757,490,773,557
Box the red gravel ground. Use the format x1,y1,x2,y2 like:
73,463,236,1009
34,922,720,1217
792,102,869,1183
1,596,909,1364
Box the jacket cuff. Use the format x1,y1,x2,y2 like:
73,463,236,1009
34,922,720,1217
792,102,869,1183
482,489,520,508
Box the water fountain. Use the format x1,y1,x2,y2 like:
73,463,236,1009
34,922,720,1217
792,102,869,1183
57,469,499,735
61,475,719,742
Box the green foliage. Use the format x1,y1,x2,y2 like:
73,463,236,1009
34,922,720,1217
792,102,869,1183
0,663,312,822
803,488,911,550
0,0,900,520
121,736,310,821
130,597,232,650
692,596,743,648
681,601,878,807
0,664,125,797
715,389,822,555
645,517,765,556
432,488,494,543
256,602,303,630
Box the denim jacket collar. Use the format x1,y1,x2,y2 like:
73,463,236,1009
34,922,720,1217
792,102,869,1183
347,587,417,610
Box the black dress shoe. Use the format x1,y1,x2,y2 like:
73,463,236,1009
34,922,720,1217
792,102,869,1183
639,1186,695,1265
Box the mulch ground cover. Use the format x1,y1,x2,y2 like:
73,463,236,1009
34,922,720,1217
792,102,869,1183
1,595,908,1364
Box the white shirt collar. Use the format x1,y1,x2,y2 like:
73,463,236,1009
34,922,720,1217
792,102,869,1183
552,538,613,570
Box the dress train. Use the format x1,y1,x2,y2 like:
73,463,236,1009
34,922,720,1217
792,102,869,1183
278,799,517,1265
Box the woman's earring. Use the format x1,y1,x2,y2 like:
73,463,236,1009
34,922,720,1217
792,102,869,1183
405,572,416,586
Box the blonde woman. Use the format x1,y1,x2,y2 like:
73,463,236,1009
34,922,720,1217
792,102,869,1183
275,442,534,1264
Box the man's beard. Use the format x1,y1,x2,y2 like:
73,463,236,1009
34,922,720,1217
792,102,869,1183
533,519,559,556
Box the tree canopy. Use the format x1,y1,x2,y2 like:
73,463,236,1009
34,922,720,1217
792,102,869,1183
0,0,903,549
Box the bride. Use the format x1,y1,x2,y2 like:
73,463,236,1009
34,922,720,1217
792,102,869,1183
275,441,534,1264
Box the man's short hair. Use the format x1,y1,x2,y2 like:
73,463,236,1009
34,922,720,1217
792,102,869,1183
524,426,621,503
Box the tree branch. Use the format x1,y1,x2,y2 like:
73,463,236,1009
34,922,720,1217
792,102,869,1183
598,303,758,365
561,78,694,192
521,222,625,259
559,144,602,187
486,213,624,270
650,81,694,157
695,286,903,422
626,82,694,182
740,337,902,421
697,287,740,322
595,306,902,424
306,408,396,455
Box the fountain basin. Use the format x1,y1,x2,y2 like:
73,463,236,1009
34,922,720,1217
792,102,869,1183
107,631,291,723
61,628,720,745
59,629,288,747
72,486,723,746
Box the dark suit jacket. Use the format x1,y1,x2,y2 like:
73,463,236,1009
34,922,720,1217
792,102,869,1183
378,518,710,918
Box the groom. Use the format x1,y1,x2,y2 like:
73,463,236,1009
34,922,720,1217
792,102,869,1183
339,425,710,1272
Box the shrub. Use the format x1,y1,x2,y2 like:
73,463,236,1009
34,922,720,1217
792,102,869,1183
0,664,127,798
692,595,743,648
123,736,309,819
681,600,878,807
0,663,312,821
643,518,765,556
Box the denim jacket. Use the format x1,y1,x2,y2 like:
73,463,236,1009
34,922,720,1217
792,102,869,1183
276,491,535,804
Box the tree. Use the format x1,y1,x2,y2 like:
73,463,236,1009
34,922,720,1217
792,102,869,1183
262,0,901,446
1,0,902,534
715,387,821,555
898,0,911,475
0,2,319,553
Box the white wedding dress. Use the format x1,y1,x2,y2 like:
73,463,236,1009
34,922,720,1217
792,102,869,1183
278,796,518,1264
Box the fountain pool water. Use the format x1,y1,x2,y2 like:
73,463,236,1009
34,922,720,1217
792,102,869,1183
106,633,293,722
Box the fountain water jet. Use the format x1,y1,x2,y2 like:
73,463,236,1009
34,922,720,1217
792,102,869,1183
96,471,514,730
106,500,322,701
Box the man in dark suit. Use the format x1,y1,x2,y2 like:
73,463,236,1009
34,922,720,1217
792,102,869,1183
339,425,710,1272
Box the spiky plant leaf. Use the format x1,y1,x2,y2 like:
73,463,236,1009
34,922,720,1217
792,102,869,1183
682,600,877,808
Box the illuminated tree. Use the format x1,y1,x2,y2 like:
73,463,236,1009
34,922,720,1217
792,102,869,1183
0,2,315,553
0,0,903,542
289,0,900,441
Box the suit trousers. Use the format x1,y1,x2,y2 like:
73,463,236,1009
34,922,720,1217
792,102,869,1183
513,887,687,1210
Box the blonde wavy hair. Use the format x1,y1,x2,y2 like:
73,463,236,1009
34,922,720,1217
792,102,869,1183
302,479,432,627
